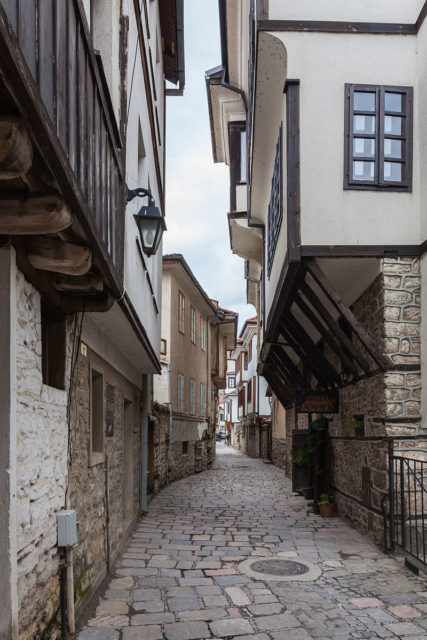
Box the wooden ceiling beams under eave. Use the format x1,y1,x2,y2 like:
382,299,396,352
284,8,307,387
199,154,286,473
261,258,390,404
0,112,113,311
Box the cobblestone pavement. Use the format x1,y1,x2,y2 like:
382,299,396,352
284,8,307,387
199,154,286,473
77,444,427,640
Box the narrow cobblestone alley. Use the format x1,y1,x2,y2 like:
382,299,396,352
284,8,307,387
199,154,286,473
78,445,427,640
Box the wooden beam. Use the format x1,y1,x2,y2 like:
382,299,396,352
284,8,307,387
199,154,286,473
0,117,32,178
293,293,359,379
305,259,389,370
286,315,341,387
286,81,301,262
263,364,294,408
270,345,306,388
54,273,103,293
299,279,371,375
28,237,92,275
0,195,72,234
257,19,416,35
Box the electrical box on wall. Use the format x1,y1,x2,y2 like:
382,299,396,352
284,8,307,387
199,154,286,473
57,510,78,547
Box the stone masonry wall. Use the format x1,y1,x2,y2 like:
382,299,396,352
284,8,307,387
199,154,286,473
15,269,71,640
68,346,141,615
329,258,422,546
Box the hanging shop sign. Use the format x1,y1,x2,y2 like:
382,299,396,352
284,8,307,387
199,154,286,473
295,389,339,414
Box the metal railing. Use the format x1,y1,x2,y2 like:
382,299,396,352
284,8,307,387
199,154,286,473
390,454,427,567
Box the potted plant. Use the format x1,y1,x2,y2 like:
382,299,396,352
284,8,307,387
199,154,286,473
318,493,334,517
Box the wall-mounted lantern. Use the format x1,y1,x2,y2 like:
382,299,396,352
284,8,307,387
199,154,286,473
126,186,166,256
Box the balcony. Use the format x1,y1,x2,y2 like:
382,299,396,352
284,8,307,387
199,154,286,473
0,0,125,306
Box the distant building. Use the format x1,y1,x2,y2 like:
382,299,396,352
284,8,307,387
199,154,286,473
232,318,271,457
153,254,238,483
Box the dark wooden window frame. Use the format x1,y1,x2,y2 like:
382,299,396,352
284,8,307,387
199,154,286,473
41,301,66,390
267,124,283,276
344,84,413,192
229,121,247,211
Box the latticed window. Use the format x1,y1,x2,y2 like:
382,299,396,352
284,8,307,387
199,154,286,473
267,125,283,276
345,84,413,190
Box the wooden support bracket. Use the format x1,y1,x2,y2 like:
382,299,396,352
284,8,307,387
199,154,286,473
54,273,104,293
28,237,92,276
0,117,33,178
0,195,72,235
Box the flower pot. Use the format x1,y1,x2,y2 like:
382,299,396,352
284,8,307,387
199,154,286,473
318,503,334,517
302,486,314,500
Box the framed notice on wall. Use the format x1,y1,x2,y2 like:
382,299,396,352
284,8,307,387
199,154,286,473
106,384,115,437
295,389,339,414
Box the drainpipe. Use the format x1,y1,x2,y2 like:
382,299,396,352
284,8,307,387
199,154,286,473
141,374,148,513
66,548,75,634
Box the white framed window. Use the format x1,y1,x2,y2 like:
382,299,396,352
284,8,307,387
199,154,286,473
200,318,206,351
190,379,196,415
200,383,206,417
178,291,185,334
191,307,196,344
178,374,185,412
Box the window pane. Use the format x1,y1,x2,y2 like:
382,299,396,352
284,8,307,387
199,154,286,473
384,116,402,136
384,139,402,159
384,162,402,182
385,92,403,113
354,92,376,112
353,161,375,181
240,130,247,182
353,115,375,134
353,138,375,158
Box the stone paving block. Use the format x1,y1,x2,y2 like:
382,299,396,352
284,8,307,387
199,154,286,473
203,595,228,606
383,593,421,606
247,603,283,616
132,588,161,601
131,612,175,625
132,600,165,613
196,585,223,596
386,621,425,635
254,613,301,631
87,615,129,628
163,621,210,640
349,597,385,609
96,600,129,616
214,576,250,587
210,618,254,637
168,597,202,611
388,605,421,619
122,626,163,640
227,607,242,618
178,607,227,621
109,577,134,589
270,630,313,640
78,630,120,640
225,587,250,606
205,569,237,576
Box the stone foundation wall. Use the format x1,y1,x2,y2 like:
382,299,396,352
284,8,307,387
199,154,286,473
169,440,209,482
15,269,70,640
68,346,141,615
272,437,288,471
327,258,423,546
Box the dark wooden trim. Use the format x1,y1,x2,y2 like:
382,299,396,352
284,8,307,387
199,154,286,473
264,260,301,352
286,81,301,262
133,0,164,213
301,245,421,257
305,259,389,370
257,19,416,35
293,293,359,378
256,0,269,21
299,279,371,376
416,1,427,31
387,363,421,372
218,0,229,83
344,83,413,192
283,79,299,94
229,121,246,213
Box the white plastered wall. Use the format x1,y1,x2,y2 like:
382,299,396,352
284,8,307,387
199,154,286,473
123,0,164,364
268,0,423,24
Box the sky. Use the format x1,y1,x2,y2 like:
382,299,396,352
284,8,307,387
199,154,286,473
164,0,254,331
